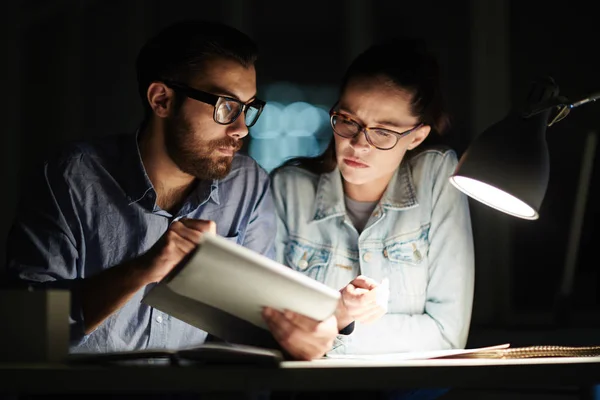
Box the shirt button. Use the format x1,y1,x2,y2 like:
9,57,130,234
363,252,372,263
298,259,309,270
156,315,163,324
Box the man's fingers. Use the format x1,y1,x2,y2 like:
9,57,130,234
264,308,325,335
165,227,197,254
263,308,336,360
283,310,323,333
262,308,296,343
170,221,204,245
180,219,216,234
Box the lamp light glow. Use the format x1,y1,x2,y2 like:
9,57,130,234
449,176,538,219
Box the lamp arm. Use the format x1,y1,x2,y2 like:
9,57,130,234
521,96,570,118
569,91,600,109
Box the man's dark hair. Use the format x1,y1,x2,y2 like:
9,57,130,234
136,19,259,119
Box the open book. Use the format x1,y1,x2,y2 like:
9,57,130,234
142,233,341,347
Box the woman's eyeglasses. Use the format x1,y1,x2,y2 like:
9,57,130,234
330,111,422,150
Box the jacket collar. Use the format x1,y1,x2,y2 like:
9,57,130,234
311,160,419,222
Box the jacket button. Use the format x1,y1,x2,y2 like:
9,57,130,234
363,252,372,262
298,259,309,270
383,249,388,258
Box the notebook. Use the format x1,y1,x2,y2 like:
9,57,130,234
142,233,341,346
68,342,283,366
436,345,600,359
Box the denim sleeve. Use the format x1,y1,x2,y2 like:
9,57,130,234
241,168,277,261
422,150,475,349
5,158,89,346
332,151,475,354
269,170,289,266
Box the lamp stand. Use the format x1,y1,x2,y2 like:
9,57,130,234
554,131,598,325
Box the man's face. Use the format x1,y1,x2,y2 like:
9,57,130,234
164,57,257,180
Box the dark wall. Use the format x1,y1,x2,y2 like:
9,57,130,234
508,3,600,323
2,0,599,333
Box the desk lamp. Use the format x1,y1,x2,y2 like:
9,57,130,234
449,77,599,219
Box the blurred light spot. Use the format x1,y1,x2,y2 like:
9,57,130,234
249,82,336,171
282,102,322,137
250,102,284,139
313,106,332,140
249,136,320,173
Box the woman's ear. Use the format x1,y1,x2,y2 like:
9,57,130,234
147,82,176,118
407,124,431,150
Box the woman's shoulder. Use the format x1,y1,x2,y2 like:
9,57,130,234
270,164,321,190
407,144,459,172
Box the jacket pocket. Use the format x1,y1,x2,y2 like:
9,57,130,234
384,225,429,266
223,234,240,245
284,238,331,281
383,225,430,314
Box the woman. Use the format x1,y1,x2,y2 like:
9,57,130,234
270,37,474,356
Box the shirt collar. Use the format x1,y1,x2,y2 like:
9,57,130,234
312,167,346,222
379,159,419,210
311,159,419,222
120,130,156,210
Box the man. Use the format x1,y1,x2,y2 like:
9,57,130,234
6,19,336,360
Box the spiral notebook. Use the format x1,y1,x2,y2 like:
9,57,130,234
435,345,600,359
325,344,600,361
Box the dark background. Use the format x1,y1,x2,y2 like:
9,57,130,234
1,1,600,396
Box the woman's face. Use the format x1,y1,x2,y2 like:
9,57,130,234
334,77,431,188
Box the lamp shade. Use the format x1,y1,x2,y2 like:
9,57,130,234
449,109,551,220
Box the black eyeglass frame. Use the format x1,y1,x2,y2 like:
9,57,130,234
163,80,265,127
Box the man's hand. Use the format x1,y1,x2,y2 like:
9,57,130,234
139,219,216,285
262,308,338,360
82,218,216,334
335,275,388,331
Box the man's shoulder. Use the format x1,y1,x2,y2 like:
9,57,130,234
222,153,269,184
46,133,131,174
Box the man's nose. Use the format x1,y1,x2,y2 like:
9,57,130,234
226,114,249,139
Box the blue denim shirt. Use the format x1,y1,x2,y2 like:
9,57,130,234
6,132,276,353
271,147,474,355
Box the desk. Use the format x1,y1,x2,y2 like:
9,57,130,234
1,357,600,395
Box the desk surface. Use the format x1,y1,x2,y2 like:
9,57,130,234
1,357,600,394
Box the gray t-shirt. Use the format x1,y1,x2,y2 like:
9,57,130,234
344,195,378,233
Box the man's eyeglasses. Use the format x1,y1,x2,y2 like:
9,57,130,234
163,80,265,127
330,111,423,150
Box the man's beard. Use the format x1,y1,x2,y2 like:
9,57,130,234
164,111,242,180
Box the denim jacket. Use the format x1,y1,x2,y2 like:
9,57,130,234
271,146,474,355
